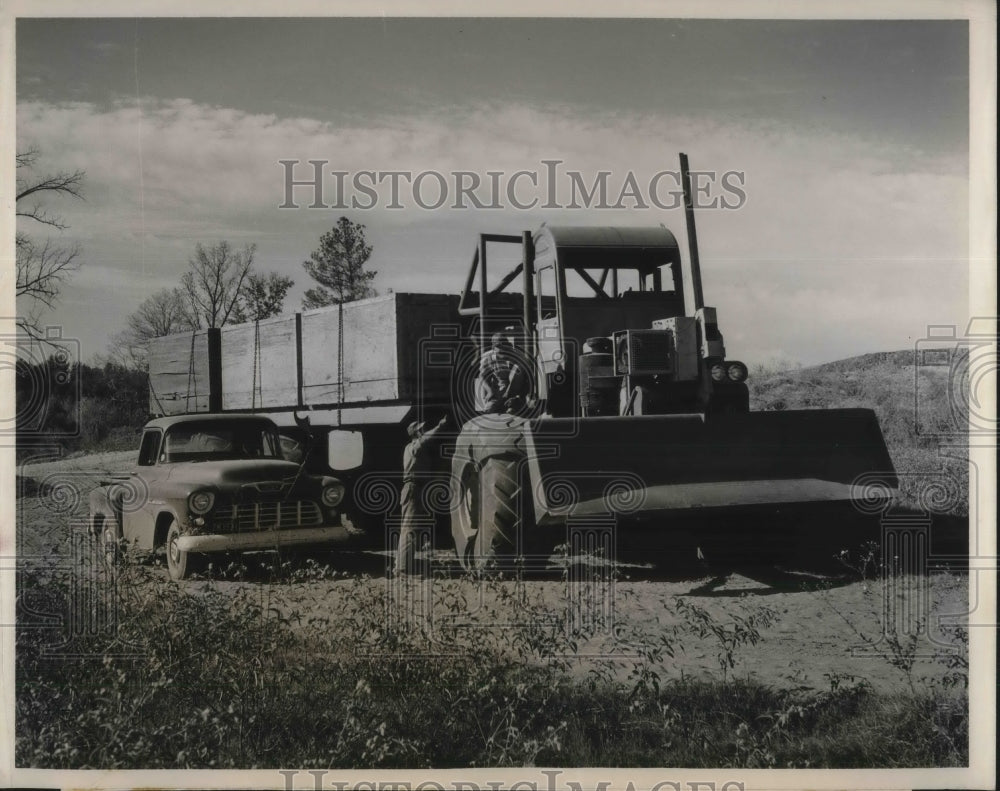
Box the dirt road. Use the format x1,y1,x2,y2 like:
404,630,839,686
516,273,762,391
15,451,969,694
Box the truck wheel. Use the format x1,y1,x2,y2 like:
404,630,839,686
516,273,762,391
166,520,200,581
455,457,521,570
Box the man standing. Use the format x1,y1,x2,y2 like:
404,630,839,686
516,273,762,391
396,415,449,575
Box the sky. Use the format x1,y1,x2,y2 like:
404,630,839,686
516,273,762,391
13,16,972,366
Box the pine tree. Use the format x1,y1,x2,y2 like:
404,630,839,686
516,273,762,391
302,217,377,308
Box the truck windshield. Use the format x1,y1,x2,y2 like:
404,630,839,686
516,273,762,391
563,264,675,298
161,421,284,462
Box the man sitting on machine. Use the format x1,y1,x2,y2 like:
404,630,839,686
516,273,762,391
478,331,529,414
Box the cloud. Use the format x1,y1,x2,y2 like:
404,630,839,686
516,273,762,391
16,98,968,364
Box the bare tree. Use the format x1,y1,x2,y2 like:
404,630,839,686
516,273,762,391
15,148,85,337
302,216,376,308
106,288,195,369
231,271,295,324
179,241,257,329
109,247,294,369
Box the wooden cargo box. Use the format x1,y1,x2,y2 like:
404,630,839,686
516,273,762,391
148,293,460,416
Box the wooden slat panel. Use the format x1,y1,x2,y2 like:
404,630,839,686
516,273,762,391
148,330,212,415
343,295,398,402
220,315,298,410
300,303,341,405
301,294,400,405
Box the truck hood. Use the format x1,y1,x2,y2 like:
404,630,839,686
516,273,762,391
165,459,308,488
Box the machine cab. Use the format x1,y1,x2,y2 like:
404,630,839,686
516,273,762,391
532,226,685,415
457,225,691,418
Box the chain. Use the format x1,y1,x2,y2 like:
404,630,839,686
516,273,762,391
148,372,167,417
185,331,197,411
251,320,262,411
337,302,344,426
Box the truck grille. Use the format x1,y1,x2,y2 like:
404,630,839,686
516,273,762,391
619,330,673,375
215,500,323,532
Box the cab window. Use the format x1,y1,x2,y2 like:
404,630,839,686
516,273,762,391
537,264,558,320
137,430,162,466
161,420,284,462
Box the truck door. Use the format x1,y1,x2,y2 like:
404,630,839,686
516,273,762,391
535,262,575,414
535,263,562,376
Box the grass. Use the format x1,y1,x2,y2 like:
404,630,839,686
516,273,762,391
16,556,968,769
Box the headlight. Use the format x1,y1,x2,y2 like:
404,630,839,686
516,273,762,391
710,363,726,382
321,482,345,507
188,490,215,515
727,362,749,382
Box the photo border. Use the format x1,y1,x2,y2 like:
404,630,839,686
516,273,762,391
1,1,994,789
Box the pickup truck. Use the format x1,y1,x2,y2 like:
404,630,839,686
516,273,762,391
88,413,353,580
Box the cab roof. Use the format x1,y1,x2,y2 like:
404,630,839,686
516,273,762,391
540,225,679,248
535,225,682,270
145,413,276,431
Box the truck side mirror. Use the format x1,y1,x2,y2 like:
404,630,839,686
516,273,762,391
327,429,364,471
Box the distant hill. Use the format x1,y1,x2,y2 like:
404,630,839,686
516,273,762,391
750,350,969,516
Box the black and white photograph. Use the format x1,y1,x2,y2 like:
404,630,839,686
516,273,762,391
1,2,995,789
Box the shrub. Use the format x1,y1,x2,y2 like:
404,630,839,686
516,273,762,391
16,557,968,769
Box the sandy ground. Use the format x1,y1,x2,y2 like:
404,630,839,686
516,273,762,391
15,451,970,695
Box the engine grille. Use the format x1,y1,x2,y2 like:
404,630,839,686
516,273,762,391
619,330,673,375
214,500,323,532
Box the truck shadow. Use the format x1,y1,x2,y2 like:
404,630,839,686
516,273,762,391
680,570,857,596
180,506,968,589
677,507,970,596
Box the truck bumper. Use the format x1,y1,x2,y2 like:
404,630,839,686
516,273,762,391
176,525,352,553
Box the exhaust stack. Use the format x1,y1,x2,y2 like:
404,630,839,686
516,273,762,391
679,152,705,311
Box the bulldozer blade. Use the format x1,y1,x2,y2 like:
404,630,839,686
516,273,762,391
522,408,897,524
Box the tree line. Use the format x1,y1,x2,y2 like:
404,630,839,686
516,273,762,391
15,148,379,373
14,150,380,454
110,216,378,370
13,356,150,460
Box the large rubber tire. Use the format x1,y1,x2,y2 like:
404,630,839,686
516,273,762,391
166,520,201,581
475,457,522,564
455,457,523,570
451,415,533,571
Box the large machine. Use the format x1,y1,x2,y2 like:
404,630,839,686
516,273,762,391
147,154,897,572
448,155,896,569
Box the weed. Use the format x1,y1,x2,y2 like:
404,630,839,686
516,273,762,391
15,551,967,768
673,596,778,682
816,540,969,764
